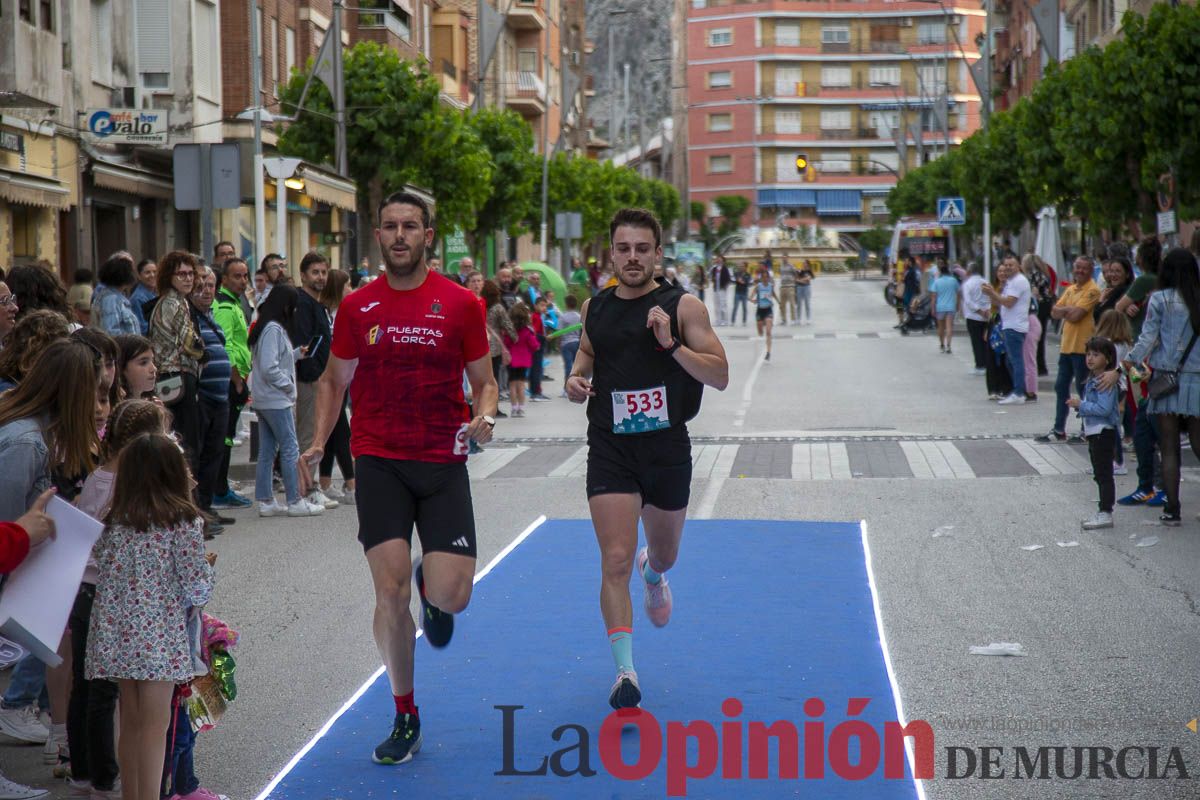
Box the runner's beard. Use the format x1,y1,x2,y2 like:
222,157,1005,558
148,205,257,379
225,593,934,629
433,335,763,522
383,240,425,279
617,262,654,289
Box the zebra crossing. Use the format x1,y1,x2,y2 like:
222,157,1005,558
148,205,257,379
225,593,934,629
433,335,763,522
467,437,1150,482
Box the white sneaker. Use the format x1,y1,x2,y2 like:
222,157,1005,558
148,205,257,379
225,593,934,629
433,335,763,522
1113,462,1128,475
287,499,325,517
258,500,288,517
88,780,122,800
307,489,338,510
997,393,1027,405
1081,511,1114,530
340,484,356,505
42,727,67,764
0,705,48,743
0,774,48,800
322,485,346,502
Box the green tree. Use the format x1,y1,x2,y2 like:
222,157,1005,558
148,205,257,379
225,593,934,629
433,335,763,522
467,107,540,250
886,154,956,221
690,201,717,250
713,195,750,237
278,42,493,248
857,225,891,255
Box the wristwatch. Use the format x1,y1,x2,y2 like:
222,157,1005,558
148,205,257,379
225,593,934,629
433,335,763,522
482,415,496,428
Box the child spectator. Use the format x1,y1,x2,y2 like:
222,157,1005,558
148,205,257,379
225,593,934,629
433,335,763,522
114,334,159,400
86,433,214,800
1067,336,1121,530
503,304,538,418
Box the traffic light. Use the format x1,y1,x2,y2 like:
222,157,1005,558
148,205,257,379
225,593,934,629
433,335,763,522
795,153,809,173
321,232,349,245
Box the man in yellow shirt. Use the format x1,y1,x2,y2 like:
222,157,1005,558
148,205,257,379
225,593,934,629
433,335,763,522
1036,256,1101,443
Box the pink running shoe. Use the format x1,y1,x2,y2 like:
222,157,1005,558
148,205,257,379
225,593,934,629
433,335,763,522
174,789,229,800
637,547,673,627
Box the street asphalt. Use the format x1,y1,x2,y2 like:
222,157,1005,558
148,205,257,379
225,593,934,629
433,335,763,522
6,273,1200,799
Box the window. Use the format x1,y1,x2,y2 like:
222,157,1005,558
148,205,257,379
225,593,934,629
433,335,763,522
821,26,849,44
917,63,947,93
917,21,946,44
707,70,732,89
775,22,800,46
91,0,113,86
708,113,732,132
867,151,900,173
285,27,296,79
423,2,432,59
819,151,851,172
194,0,219,99
270,17,279,92
775,152,801,181
774,66,803,96
38,0,51,30
869,198,889,215
708,28,732,46
868,111,899,133
820,109,851,130
868,66,900,86
12,206,35,259
776,110,802,134
18,0,31,23
517,48,538,73
707,155,732,174
821,66,851,87
692,0,707,8
137,0,170,91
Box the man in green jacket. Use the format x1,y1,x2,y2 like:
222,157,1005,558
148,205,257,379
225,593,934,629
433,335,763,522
212,256,254,508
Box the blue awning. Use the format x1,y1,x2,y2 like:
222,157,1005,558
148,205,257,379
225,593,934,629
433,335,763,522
816,190,862,215
757,188,817,208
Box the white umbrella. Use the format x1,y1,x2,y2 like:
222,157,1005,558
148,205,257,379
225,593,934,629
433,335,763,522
1034,206,1065,280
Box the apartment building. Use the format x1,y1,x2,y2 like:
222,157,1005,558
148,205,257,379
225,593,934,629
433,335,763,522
687,0,984,237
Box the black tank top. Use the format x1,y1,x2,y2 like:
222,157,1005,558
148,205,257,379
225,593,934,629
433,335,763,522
584,280,704,433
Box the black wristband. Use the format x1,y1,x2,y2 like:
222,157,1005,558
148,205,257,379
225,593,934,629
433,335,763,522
658,337,682,356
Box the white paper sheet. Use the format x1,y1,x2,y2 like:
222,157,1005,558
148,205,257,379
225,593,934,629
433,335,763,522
0,497,103,666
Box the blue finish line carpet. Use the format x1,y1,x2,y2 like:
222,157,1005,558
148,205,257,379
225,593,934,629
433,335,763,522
259,520,922,799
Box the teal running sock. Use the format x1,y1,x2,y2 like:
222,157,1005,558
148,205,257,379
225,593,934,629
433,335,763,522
642,558,663,585
608,627,634,672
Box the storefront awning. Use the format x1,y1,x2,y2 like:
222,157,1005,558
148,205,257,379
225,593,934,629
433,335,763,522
92,161,174,199
297,166,357,212
0,168,71,209
816,190,863,216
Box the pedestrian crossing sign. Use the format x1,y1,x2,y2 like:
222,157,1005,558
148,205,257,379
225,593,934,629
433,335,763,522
937,197,966,225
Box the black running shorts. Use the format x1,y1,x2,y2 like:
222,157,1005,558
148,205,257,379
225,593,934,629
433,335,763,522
586,424,692,511
756,306,773,321
354,455,477,557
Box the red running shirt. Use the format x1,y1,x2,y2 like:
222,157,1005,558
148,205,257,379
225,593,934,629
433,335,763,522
331,271,490,463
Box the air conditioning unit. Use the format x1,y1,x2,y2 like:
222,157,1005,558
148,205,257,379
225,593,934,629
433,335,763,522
112,86,138,108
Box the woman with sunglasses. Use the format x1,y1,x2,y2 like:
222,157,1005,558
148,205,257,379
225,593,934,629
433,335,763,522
148,251,205,470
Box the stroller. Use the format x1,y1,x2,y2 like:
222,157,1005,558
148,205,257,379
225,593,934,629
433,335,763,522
899,294,936,335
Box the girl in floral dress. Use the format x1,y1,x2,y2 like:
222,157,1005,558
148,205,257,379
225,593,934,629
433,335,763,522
86,433,214,800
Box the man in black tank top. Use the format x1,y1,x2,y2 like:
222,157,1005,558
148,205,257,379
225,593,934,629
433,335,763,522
565,208,729,710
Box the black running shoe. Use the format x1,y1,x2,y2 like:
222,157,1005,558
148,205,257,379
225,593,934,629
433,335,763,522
608,669,642,710
1159,512,1182,527
372,712,422,765
415,560,454,648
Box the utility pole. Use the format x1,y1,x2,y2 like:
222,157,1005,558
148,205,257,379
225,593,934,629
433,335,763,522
251,0,266,274
623,62,631,152
538,3,551,261
982,0,992,280
942,3,951,157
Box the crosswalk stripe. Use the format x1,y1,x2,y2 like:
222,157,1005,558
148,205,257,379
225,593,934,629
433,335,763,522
468,446,528,480
899,441,935,479
829,442,851,480
934,441,977,479
917,441,956,479
548,445,588,478
791,443,813,481
713,444,740,479
1029,442,1085,475
692,445,720,478
1007,440,1059,475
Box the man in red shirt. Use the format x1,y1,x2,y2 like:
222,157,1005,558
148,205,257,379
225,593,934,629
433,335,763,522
299,191,498,766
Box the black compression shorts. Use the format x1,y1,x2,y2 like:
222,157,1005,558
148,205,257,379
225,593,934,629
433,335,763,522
756,306,773,321
585,424,692,511
354,455,477,557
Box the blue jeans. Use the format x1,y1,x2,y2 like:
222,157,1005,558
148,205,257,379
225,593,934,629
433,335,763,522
1134,395,1162,493
732,294,748,324
561,340,579,379
1002,330,1027,398
2,653,47,710
255,406,301,505
1053,352,1089,433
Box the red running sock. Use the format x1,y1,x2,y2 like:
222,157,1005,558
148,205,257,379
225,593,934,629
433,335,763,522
394,691,418,717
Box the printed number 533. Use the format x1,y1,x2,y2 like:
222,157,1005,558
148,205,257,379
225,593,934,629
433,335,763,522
626,390,664,414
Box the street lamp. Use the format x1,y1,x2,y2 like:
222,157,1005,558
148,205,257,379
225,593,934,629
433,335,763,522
264,157,303,260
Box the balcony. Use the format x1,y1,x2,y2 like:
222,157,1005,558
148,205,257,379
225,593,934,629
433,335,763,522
508,1,547,31
0,14,63,109
506,71,547,114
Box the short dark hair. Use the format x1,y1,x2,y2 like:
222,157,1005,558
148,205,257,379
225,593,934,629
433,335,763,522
299,251,328,274
565,294,579,310
1138,235,1162,275
98,253,136,289
1084,336,1118,371
377,191,432,229
261,253,283,272
214,240,235,256
609,208,662,250
136,258,155,275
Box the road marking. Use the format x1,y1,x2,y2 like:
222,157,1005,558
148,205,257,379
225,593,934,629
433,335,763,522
935,440,977,479
791,443,813,481
900,441,934,479
252,515,548,800
547,445,588,478
1008,440,1060,475
693,444,739,519
466,446,528,480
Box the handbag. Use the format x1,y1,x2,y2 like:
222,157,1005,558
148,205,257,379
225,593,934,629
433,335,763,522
1147,328,1200,400
155,373,185,406
988,320,1005,356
